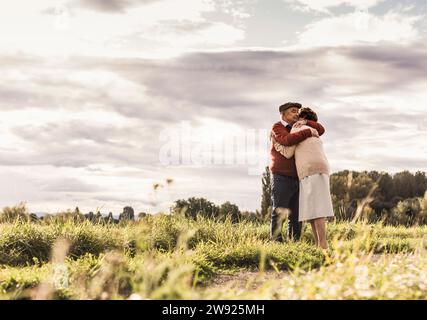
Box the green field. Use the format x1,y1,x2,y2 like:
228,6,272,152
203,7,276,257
1,213,427,300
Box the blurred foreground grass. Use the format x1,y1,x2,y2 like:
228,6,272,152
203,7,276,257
1,210,427,299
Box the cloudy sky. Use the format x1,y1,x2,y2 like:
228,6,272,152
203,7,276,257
1,0,427,215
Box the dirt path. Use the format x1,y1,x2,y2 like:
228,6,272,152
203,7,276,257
208,271,291,290
207,254,387,290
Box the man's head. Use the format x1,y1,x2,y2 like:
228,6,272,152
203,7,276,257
279,102,301,125
298,107,318,122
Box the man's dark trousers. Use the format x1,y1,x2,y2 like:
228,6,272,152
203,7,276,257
270,173,302,241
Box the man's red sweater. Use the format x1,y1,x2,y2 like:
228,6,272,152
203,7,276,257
270,120,325,177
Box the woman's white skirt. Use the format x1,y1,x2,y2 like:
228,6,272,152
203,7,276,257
299,173,334,222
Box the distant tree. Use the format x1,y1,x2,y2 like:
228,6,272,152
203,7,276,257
239,211,261,223
330,171,352,221
106,212,116,224
371,172,395,215
119,206,135,221
137,212,147,220
415,171,427,197
330,173,349,200
367,170,381,183
349,173,375,200
420,191,427,221
393,171,417,200
173,197,219,220
389,197,423,226
95,211,102,223
377,173,394,199
0,203,30,223
260,166,272,222
86,211,95,222
219,201,240,223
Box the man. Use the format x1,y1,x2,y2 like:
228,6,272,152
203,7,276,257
270,102,325,242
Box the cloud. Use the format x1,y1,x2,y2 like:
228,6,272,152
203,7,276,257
68,0,256,19
4,119,161,169
66,0,162,13
3,42,427,133
3,1,427,214
41,178,104,192
293,10,421,48
92,195,157,207
345,44,427,72
284,0,386,13
1,1,244,59
211,0,256,19
2,41,427,212
143,21,246,46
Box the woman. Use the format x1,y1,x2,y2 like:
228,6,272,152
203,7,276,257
271,107,334,249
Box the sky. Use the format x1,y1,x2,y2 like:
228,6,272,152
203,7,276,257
1,0,427,214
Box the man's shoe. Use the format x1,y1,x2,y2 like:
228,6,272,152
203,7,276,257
271,237,284,243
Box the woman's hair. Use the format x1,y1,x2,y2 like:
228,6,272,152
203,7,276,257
298,107,318,122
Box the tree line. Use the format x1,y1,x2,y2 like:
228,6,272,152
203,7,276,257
261,168,427,226
2,169,426,226
0,204,146,224
172,198,241,222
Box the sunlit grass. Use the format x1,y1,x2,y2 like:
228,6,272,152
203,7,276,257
1,211,427,300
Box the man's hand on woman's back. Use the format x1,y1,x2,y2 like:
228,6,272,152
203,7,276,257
310,128,319,137
291,121,319,138
292,120,308,128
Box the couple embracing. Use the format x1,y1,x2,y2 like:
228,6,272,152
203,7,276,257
269,102,334,249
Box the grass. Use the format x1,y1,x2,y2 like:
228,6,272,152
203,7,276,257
0,221,129,266
197,252,427,299
1,212,427,300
